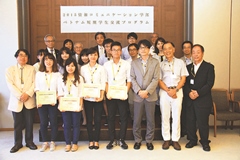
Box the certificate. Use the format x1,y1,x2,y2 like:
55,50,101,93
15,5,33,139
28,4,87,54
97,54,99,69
108,85,128,99
36,91,56,105
59,97,80,111
81,83,100,98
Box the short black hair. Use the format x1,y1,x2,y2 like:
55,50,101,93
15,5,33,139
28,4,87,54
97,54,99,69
14,49,30,58
162,41,175,49
111,41,122,50
95,32,106,40
138,39,151,49
193,44,204,52
103,38,114,47
127,32,138,40
128,43,139,51
182,40,193,49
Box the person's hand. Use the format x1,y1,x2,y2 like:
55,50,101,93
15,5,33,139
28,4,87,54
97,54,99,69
95,97,103,102
51,103,56,106
167,89,177,99
20,93,29,102
106,93,112,100
37,104,42,108
138,90,149,99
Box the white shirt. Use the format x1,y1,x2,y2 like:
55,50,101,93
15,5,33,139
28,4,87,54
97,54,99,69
58,75,83,97
98,54,111,66
193,60,203,74
104,59,131,86
160,57,189,87
121,46,130,60
81,63,106,101
98,45,105,57
35,71,61,91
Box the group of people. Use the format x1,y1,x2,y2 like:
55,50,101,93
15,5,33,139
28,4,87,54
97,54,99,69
5,32,215,154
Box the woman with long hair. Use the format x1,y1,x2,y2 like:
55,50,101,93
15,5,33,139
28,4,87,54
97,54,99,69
35,53,61,152
58,58,83,152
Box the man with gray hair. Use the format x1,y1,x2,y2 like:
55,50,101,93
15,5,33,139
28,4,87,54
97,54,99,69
44,34,59,59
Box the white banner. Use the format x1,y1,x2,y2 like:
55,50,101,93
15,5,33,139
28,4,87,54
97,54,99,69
60,6,154,33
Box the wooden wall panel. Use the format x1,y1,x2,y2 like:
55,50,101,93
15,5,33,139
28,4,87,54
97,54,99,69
29,0,184,64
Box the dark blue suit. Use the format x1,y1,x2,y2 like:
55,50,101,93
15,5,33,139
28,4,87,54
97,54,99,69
184,60,215,145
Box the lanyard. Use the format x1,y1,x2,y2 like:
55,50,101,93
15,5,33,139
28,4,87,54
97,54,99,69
67,79,73,95
112,60,121,81
45,73,52,90
88,63,98,83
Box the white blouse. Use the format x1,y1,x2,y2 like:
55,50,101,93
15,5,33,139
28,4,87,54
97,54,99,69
81,63,106,101
35,71,61,91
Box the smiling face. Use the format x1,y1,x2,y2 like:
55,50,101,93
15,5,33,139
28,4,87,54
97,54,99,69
96,34,105,46
127,36,137,44
61,51,70,61
88,52,98,63
65,41,73,50
156,40,164,51
183,43,192,56
17,51,28,66
192,46,204,64
163,43,175,60
74,43,83,55
44,57,53,68
45,36,55,49
138,44,150,57
151,33,158,45
128,45,138,58
66,62,76,74
111,45,122,59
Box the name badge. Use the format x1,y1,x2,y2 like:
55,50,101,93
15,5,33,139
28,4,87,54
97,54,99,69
190,79,194,85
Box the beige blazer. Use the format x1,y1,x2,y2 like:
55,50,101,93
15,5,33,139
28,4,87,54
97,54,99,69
5,64,36,112
130,56,160,102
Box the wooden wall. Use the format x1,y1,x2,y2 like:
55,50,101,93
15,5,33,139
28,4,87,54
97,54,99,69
29,0,184,64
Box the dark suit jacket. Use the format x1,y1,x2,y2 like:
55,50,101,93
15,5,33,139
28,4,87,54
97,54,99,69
184,60,215,108
45,48,59,59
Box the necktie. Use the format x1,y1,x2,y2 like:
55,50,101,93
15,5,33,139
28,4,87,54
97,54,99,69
20,67,24,84
76,55,79,63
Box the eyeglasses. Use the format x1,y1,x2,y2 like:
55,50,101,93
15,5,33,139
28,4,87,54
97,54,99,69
112,49,121,52
45,40,55,43
139,46,147,50
129,49,137,52
18,54,28,58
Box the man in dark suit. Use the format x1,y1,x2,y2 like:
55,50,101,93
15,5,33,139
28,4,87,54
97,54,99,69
44,34,59,59
184,44,215,152
72,42,83,64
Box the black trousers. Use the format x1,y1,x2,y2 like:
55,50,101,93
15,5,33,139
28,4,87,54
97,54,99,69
186,104,211,145
12,107,35,145
84,100,103,142
106,98,128,141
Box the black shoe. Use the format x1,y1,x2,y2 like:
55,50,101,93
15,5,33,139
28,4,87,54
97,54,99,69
119,139,128,149
10,144,23,153
26,142,37,150
133,142,141,150
94,142,99,150
146,143,154,150
185,141,197,148
202,144,211,151
106,141,114,150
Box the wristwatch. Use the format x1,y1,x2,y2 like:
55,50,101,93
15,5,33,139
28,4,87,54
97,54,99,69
176,88,179,92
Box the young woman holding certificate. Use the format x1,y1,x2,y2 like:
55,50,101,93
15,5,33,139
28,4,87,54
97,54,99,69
57,58,84,152
81,48,106,150
35,53,61,152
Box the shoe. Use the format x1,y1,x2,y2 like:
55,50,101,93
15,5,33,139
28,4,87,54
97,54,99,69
94,142,99,150
202,144,211,151
65,145,71,152
49,142,55,151
89,142,94,150
26,142,37,150
40,143,48,152
185,141,197,148
119,139,128,149
172,141,181,151
133,142,141,150
146,143,154,150
162,141,170,150
71,144,78,152
10,144,23,153
106,141,114,150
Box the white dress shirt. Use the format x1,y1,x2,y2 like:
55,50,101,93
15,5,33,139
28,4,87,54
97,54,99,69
35,71,61,91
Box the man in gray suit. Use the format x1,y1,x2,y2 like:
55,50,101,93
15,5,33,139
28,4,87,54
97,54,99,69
131,39,160,150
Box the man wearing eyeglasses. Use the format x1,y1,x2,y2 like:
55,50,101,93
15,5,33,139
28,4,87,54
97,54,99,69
44,34,59,59
159,41,189,151
184,44,215,152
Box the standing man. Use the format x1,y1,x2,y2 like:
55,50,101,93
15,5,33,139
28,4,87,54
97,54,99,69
104,41,131,150
72,42,83,64
180,40,193,137
184,44,215,152
5,49,37,153
94,32,106,58
131,40,160,150
181,41,193,65
149,33,159,54
121,32,138,60
159,42,188,151
44,34,59,59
